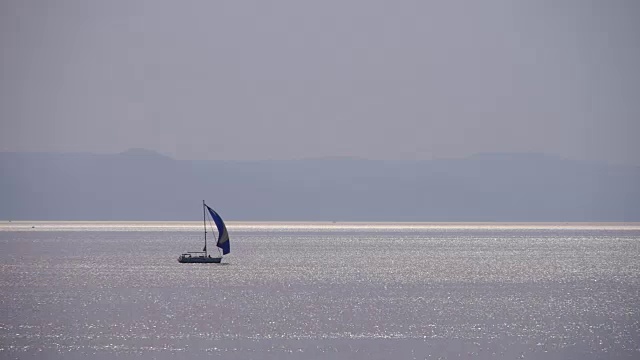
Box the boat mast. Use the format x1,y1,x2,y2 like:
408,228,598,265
203,200,207,256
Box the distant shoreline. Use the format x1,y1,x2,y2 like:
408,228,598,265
3,220,640,224
3,220,640,231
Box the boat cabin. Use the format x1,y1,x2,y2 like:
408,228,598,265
179,252,210,260
178,251,222,263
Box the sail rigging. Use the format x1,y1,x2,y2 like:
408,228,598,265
178,200,229,263
206,205,230,255
203,200,207,252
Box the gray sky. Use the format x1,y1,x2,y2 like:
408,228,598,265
1,0,639,164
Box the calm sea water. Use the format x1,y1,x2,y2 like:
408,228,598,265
1,222,639,359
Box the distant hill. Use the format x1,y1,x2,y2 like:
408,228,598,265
1,150,638,221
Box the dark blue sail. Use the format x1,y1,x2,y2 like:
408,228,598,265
206,205,230,255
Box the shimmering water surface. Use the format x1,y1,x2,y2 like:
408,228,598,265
1,222,639,359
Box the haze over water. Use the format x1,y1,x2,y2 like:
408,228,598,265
1,222,639,359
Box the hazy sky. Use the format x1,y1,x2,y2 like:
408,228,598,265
1,0,639,163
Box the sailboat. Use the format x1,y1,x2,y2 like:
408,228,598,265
178,200,230,263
